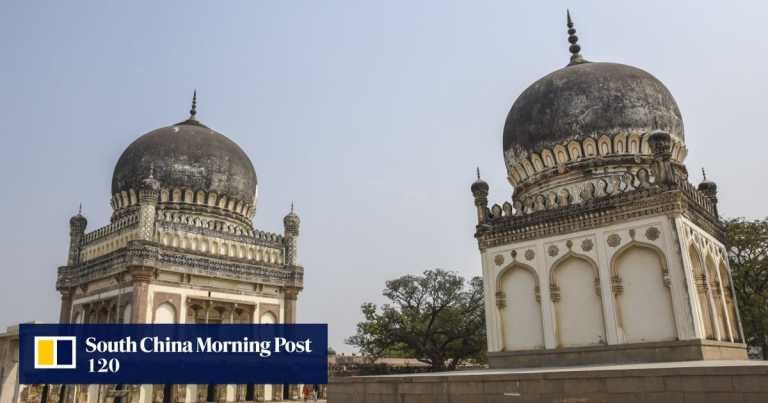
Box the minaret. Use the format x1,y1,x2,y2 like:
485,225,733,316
137,164,160,241
283,203,301,325
698,168,719,216
61,205,87,323
470,168,489,224
67,204,87,266
283,203,300,266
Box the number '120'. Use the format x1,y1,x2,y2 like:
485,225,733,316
88,358,120,373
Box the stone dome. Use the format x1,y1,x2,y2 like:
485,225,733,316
112,118,258,205
503,61,684,161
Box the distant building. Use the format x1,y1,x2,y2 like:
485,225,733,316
8,95,306,402
0,326,20,402
470,13,746,368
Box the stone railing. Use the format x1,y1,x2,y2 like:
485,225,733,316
81,214,139,245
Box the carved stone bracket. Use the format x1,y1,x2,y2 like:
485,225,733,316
495,291,506,308
611,275,623,295
662,269,672,288
549,284,561,303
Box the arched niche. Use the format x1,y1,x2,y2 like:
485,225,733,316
260,311,277,325
719,262,742,342
495,263,544,351
705,254,728,341
154,302,177,324
688,245,716,340
549,253,606,347
612,242,676,343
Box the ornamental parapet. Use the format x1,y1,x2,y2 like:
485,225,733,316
476,172,722,249
57,241,300,289
155,215,283,248
81,213,139,245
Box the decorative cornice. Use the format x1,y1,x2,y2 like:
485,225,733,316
57,241,302,290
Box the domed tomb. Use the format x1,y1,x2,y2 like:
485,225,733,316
502,16,687,191
111,98,257,224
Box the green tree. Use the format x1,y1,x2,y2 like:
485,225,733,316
726,217,768,359
346,269,485,371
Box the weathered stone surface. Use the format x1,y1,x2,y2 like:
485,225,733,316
329,361,768,403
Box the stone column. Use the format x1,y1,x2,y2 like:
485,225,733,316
58,288,75,324
129,266,154,323
283,288,299,324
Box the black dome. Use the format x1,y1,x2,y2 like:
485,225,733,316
112,119,257,204
503,62,684,158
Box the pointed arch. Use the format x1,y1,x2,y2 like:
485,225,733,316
705,253,728,341
718,260,742,342
549,252,606,347
688,244,716,340
611,241,676,343
495,261,544,351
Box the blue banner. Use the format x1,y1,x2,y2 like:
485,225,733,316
19,324,328,384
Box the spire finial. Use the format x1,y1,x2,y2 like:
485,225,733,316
702,167,707,181
190,89,197,118
78,203,82,215
290,201,294,213
476,167,481,181
566,10,585,65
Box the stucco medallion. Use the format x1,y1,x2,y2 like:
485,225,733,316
494,254,505,266
607,234,621,247
548,245,559,257
525,249,535,261
645,226,660,241
581,239,593,252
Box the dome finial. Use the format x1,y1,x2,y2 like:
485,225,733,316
291,201,294,213
476,166,481,181
566,10,585,65
190,89,197,119
78,203,82,215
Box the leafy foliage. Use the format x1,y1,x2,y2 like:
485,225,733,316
726,217,768,359
346,269,486,370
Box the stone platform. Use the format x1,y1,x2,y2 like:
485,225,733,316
328,360,768,403
487,340,748,368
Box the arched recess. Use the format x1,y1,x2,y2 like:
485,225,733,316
260,311,277,325
154,303,177,324
705,254,728,341
495,263,544,351
688,245,716,340
612,242,676,343
549,253,606,347
719,261,742,342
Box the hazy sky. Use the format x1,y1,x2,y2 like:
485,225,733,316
1,1,766,353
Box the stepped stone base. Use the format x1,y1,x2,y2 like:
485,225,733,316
488,340,748,368
329,360,768,403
